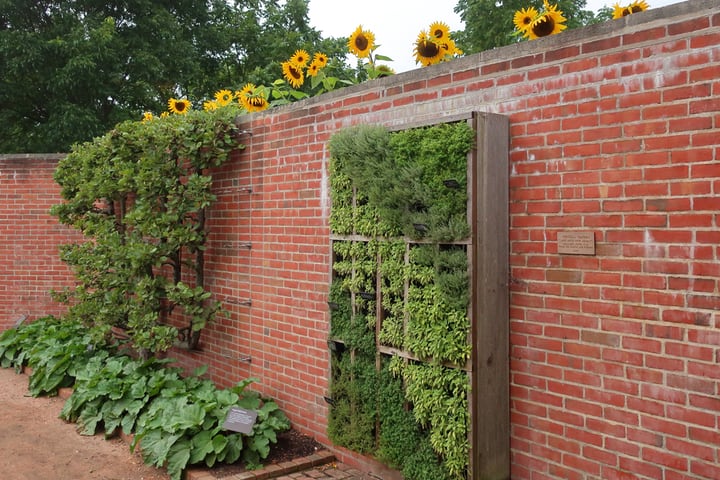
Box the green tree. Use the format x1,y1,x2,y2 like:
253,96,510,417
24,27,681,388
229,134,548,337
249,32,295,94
0,0,347,153
453,0,605,54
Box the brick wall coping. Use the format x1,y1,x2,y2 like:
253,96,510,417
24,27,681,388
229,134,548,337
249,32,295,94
0,154,66,162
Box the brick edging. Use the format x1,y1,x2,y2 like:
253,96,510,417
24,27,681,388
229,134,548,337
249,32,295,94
185,450,336,480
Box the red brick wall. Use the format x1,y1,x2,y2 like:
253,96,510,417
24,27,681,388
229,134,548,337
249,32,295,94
0,155,81,330
1,1,718,477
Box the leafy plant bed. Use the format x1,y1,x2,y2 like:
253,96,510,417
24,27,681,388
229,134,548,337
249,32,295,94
206,429,327,478
0,316,292,480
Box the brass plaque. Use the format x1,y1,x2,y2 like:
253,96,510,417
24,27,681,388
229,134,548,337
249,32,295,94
557,231,595,255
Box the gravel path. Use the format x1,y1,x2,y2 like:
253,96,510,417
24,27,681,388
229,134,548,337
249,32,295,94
0,367,169,480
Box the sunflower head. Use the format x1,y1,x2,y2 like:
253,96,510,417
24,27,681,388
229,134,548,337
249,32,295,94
612,0,650,19
307,62,321,77
142,112,153,122
247,95,269,113
203,100,219,111
282,61,305,88
514,7,539,36
290,49,310,67
168,98,191,115
214,89,234,106
414,30,443,67
348,25,375,58
375,64,395,77
312,52,328,68
440,38,461,56
238,83,269,113
527,3,566,40
428,21,450,41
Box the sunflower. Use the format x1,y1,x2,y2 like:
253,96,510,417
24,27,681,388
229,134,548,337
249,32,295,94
612,0,650,19
414,30,444,67
428,21,450,41
238,83,269,113
375,64,395,77
247,94,269,112
312,52,328,69
168,98,191,114
290,49,310,67
160,111,169,118
348,25,375,58
203,100,219,111
214,89,233,106
307,62,321,77
527,2,566,40
282,61,305,88
514,6,539,36
440,38,462,57
142,111,153,122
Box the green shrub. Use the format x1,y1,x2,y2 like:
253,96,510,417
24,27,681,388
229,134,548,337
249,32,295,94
0,316,111,396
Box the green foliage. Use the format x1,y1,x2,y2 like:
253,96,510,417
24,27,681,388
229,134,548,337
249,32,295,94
0,0,349,153
327,121,474,478
393,360,470,480
376,363,452,480
327,354,378,454
51,109,241,354
454,0,603,54
128,368,288,479
0,316,110,396
327,241,378,454
329,122,474,242
406,245,471,366
0,317,51,372
377,241,408,349
328,126,399,237
389,123,474,242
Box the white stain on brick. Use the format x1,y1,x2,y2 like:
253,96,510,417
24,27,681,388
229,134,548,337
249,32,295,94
643,229,664,258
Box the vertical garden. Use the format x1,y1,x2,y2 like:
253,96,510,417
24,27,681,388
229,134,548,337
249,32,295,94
326,121,476,480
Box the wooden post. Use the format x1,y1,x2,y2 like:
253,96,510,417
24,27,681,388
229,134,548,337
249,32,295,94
470,112,510,480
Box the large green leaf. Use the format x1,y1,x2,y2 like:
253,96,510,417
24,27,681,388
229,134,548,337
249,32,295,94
140,430,183,468
189,430,214,464
166,439,192,480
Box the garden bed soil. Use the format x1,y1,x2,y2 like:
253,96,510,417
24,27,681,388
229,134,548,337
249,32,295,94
209,429,325,478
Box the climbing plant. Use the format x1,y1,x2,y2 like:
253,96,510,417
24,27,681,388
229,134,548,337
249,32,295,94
51,108,243,355
327,121,474,480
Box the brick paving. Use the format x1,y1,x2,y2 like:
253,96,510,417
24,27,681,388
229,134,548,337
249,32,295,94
186,452,370,480
274,462,368,480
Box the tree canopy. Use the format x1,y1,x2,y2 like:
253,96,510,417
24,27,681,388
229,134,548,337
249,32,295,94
0,0,346,153
453,0,610,55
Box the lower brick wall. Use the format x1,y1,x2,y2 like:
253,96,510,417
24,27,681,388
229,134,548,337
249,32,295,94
1,0,719,478
0,155,80,330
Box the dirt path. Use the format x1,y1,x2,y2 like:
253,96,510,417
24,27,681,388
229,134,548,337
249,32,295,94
0,367,169,480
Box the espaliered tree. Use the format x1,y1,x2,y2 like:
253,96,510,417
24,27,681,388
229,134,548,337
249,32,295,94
51,108,242,356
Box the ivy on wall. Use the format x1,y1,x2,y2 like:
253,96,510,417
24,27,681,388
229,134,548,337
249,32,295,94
51,109,243,355
327,121,474,480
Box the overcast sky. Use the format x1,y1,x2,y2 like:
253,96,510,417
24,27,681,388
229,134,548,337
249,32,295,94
308,0,682,73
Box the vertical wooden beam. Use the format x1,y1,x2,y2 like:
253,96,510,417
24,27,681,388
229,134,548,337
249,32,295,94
470,112,510,480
